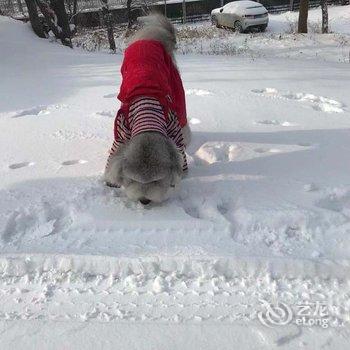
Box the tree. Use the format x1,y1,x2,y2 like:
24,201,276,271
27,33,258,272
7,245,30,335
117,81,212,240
50,0,72,44
18,0,72,46
289,0,294,11
182,0,186,24
298,0,309,33
127,0,132,28
35,0,72,47
100,0,116,52
321,0,328,33
16,0,25,15
126,0,150,29
24,0,46,38
6,0,15,14
73,0,78,25
66,0,78,25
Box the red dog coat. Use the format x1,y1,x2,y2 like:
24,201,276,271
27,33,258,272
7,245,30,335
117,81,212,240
107,40,188,172
117,39,187,128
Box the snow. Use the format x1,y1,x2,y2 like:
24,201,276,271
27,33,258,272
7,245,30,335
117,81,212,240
177,5,350,61
269,5,350,34
1,6,350,349
73,6,350,62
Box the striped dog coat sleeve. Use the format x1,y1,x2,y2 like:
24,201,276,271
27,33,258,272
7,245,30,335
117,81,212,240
106,96,188,172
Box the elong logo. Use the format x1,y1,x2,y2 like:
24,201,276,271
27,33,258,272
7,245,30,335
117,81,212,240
258,300,331,329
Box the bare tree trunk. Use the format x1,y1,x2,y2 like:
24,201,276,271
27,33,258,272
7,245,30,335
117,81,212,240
127,0,132,29
73,0,78,25
182,0,186,24
100,0,116,52
36,0,72,47
24,0,46,38
50,0,72,46
17,0,24,14
289,0,294,11
7,0,14,13
321,0,328,33
35,0,61,36
298,0,309,33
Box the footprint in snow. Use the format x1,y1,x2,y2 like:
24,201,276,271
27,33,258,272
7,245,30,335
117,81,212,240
254,148,282,154
195,142,241,164
95,111,114,118
185,89,213,96
252,88,345,113
255,120,297,127
304,183,319,192
103,93,116,98
252,87,279,96
315,189,350,213
297,142,312,147
11,105,50,118
195,141,303,166
61,160,87,166
183,206,200,219
190,118,201,125
1,201,74,244
9,162,35,169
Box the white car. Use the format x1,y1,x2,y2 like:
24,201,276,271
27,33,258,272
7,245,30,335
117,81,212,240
211,1,269,33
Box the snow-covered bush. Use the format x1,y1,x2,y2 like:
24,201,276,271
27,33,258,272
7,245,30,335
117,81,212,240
72,24,249,56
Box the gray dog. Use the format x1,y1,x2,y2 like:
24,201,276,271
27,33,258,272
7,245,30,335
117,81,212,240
104,15,191,204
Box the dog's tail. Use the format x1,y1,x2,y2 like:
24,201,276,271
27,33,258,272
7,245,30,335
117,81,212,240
129,14,177,56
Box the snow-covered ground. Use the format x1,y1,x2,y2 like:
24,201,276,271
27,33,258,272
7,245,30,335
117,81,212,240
74,5,350,63
1,6,350,349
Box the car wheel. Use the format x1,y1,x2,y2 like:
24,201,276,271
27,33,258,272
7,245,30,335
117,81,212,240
260,24,267,32
234,21,243,33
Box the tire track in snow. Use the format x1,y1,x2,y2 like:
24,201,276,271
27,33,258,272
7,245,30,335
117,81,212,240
0,255,348,324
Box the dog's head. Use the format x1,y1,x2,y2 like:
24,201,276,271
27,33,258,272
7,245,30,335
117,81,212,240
105,132,183,204
129,14,177,58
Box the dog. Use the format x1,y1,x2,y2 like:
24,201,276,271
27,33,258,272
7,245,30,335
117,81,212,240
104,14,191,205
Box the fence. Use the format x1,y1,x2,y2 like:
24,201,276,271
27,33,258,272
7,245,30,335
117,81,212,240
159,0,349,24
0,0,156,17
265,0,349,13
1,0,349,23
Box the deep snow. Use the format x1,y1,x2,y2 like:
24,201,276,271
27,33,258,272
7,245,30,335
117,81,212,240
1,7,350,349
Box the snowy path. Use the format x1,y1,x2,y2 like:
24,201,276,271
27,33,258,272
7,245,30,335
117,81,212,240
0,255,349,348
0,254,349,322
1,16,350,348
